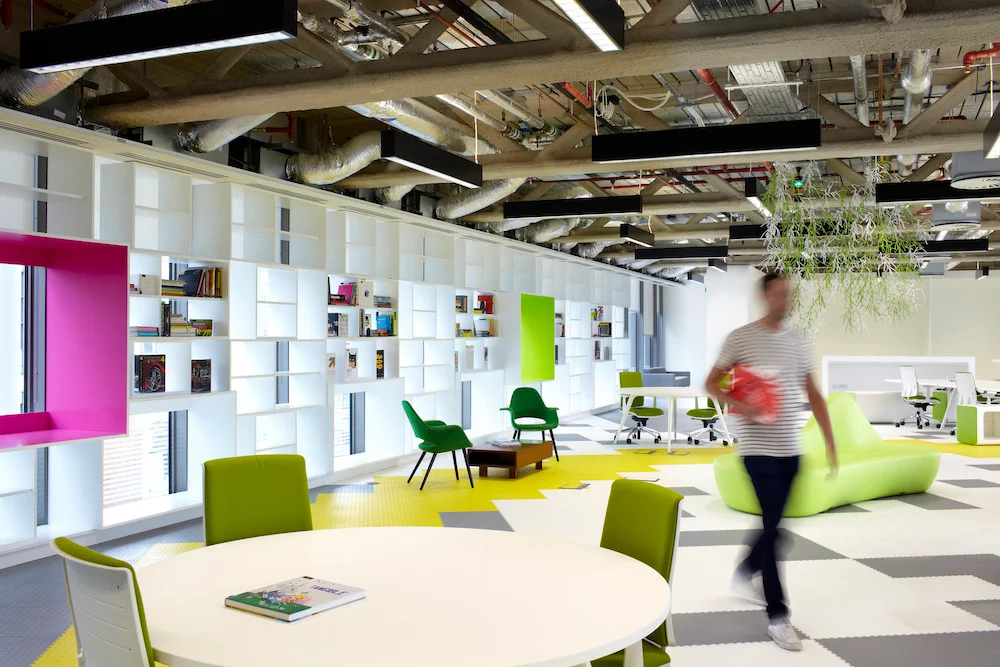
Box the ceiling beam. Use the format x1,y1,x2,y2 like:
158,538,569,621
85,6,1000,127
438,0,513,45
106,64,165,99
465,192,756,222
340,121,989,188
701,172,766,224
397,8,460,55
802,88,866,129
906,153,951,181
633,0,692,29
195,46,252,82
291,30,357,74
494,0,583,49
538,121,593,159
551,221,732,244
826,157,868,186
898,71,981,138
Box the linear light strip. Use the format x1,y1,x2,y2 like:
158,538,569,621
551,0,622,52
384,156,481,189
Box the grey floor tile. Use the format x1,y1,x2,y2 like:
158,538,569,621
310,484,376,500
822,504,870,514
820,632,1000,667
560,482,591,490
860,554,1000,586
439,511,513,532
672,610,808,646
939,479,1000,489
949,600,1000,627
682,510,695,519
97,519,204,562
669,486,709,497
971,464,1000,471
551,433,591,441
679,529,845,561
893,493,979,510
554,445,573,452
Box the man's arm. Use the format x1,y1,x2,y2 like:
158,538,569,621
706,365,759,420
805,372,837,468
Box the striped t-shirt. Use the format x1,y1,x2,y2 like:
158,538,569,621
714,321,812,457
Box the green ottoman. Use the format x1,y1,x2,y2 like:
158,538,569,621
714,393,940,517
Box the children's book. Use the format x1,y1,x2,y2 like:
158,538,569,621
225,576,366,622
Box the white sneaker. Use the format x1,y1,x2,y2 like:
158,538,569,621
768,618,803,651
731,570,766,607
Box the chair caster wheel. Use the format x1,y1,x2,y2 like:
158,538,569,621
694,439,701,445
655,436,661,443
937,424,942,429
723,441,730,447
950,430,956,436
894,422,901,427
687,436,693,444
626,438,632,444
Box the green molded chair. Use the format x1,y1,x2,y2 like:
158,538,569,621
51,537,160,667
715,393,940,517
501,387,560,461
619,371,663,444
402,400,475,490
593,479,683,667
203,454,313,546
686,398,730,446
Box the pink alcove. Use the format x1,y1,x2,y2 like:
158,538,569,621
0,231,128,450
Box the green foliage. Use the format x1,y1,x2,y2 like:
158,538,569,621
761,162,924,333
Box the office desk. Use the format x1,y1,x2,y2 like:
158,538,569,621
886,378,1000,429
615,386,731,453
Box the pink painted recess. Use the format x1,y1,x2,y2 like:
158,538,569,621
0,231,128,451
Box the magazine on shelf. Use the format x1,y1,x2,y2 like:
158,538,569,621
225,576,366,622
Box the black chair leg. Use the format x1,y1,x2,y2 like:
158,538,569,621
550,430,559,462
452,450,460,480
462,448,474,488
419,453,437,491
514,430,521,440
407,452,426,484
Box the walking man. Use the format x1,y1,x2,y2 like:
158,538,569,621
705,272,837,651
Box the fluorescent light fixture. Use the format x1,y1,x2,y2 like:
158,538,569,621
921,239,989,254
619,224,655,248
21,0,296,74
728,224,767,241
687,272,705,284
986,110,1000,160
550,0,625,52
977,266,990,280
744,178,772,218
504,194,642,220
635,245,728,260
876,180,1000,206
380,130,483,189
591,119,822,165
708,258,728,272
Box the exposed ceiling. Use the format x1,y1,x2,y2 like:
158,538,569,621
2,0,999,280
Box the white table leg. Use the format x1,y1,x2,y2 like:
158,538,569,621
623,640,644,667
614,395,635,444
942,387,958,431
666,397,674,455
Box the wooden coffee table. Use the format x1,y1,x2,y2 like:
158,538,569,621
467,441,554,479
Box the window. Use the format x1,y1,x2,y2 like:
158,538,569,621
333,392,365,458
0,263,26,414
102,411,188,509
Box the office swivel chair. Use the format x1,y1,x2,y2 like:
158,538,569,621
619,372,662,444
894,365,941,430
951,372,994,436
686,398,730,446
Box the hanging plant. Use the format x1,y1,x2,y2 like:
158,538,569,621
761,162,925,333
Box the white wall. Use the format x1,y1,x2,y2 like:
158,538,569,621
704,266,764,370
663,282,708,384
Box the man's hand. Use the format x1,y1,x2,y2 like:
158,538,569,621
805,372,838,473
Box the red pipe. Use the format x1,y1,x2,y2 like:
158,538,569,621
560,82,592,109
768,0,784,13
262,112,295,142
2,0,12,30
963,43,999,71
694,68,739,119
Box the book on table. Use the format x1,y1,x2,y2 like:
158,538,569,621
225,576,366,622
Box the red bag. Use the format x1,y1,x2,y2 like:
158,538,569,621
726,364,781,424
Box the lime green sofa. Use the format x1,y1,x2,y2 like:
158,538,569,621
714,393,940,517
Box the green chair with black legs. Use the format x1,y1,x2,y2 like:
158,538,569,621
402,400,475,490
592,479,684,666
203,454,313,546
619,371,663,444
500,387,560,461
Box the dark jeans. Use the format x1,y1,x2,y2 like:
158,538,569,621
739,455,800,620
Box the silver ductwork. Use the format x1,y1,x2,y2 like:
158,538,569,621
515,218,585,244
299,12,383,60
849,55,870,127
435,94,525,142
285,131,382,184
572,240,624,258
898,49,933,175
436,178,526,220
0,0,189,108
322,0,407,46
375,184,416,203
177,114,274,153
350,99,497,156
477,90,547,130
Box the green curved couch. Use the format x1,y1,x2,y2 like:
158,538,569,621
714,393,940,517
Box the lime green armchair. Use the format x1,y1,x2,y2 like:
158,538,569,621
620,371,663,444
500,387,560,461
203,454,313,546
714,393,940,517
594,479,682,666
403,400,475,490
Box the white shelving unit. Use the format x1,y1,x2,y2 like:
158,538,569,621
101,162,192,256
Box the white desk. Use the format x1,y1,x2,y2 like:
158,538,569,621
886,378,1000,429
614,386,731,453
138,527,671,667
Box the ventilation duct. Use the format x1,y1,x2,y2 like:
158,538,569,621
322,0,407,46
950,151,1000,190
285,131,382,184
515,217,585,244
571,240,624,258
0,0,189,108
376,184,416,203
298,12,384,59
436,178,525,220
177,114,274,153
849,55,870,127
931,201,981,232
349,99,496,156
898,49,933,176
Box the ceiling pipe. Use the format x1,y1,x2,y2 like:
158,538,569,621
177,114,274,153
285,131,382,184
898,48,933,176
694,68,739,119
436,94,525,143
849,55,870,127
963,42,999,72
436,177,526,220
0,0,191,108
375,184,416,203
322,0,408,46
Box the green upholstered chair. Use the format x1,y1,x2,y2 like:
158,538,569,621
593,479,682,667
715,393,940,517
686,398,730,446
402,400,475,490
619,371,663,444
203,454,313,546
51,537,160,667
500,386,560,461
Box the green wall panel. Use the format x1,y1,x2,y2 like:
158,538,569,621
521,293,555,383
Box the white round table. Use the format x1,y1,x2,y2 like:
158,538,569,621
138,527,670,667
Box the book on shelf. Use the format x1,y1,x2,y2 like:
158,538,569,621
356,279,375,308
484,345,489,368
458,328,473,338
346,348,358,380
603,346,611,361
168,314,196,337
361,310,372,337
138,274,160,296
190,319,213,336
464,345,474,371
161,279,185,297
160,303,171,337
327,312,349,338
455,294,468,313
594,340,601,361
225,576,366,623
333,282,356,305
376,349,384,379
373,295,392,309
597,322,612,337
375,314,393,336
475,294,494,315
191,359,212,394
326,353,336,375
134,354,166,393
177,267,223,298
555,313,564,338
129,326,159,337
474,318,495,337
